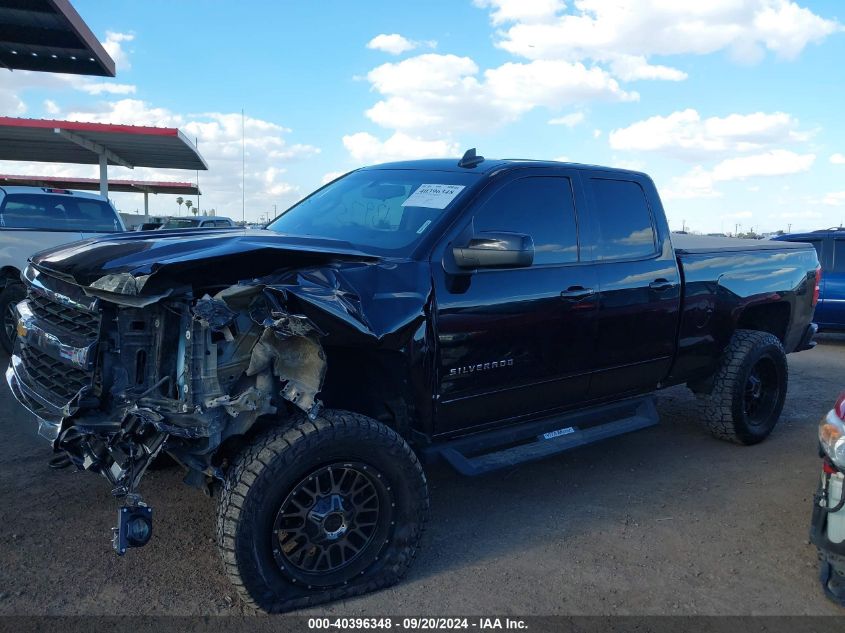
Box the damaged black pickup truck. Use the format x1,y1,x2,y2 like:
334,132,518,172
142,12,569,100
7,153,820,612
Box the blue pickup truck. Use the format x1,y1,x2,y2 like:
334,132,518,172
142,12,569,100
774,228,845,330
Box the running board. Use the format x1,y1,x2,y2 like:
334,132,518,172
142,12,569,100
426,396,658,476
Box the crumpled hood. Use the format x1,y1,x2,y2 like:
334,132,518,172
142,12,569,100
29,228,432,347
30,228,378,288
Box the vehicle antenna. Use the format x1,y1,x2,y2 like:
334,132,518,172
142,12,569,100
458,148,485,168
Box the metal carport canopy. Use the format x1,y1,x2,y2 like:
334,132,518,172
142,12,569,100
0,174,200,195
0,117,208,199
0,0,115,76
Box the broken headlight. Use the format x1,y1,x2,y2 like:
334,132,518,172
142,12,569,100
819,392,845,469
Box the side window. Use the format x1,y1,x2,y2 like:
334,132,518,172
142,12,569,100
834,239,845,273
472,176,578,265
0,197,69,229
588,178,657,261
0,194,119,232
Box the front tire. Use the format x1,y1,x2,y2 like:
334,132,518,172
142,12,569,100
698,329,788,445
0,283,25,354
216,410,429,612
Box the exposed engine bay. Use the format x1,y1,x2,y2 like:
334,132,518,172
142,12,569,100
8,261,343,551
6,227,428,558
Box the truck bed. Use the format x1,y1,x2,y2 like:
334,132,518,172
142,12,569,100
672,233,812,254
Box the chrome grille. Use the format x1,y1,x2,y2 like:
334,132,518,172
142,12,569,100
27,291,100,339
19,345,94,402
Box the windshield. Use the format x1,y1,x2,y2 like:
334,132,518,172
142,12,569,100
266,169,479,255
163,218,201,229
0,193,121,233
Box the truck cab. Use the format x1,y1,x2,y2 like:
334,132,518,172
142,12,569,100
774,228,845,330
4,155,820,612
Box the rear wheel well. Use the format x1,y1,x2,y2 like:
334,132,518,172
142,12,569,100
736,302,790,343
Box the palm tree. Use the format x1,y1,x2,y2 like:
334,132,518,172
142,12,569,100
185,200,193,216
176,196,184,216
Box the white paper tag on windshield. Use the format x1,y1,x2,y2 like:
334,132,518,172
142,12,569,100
402,184,465,209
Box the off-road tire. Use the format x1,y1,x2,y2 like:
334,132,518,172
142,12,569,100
0,283,25,354
698,329,788,445
216,409,429,613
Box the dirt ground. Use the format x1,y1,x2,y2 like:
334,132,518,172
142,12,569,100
1,336,844,616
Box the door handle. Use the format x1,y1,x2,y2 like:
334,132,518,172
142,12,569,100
649,279,674,292
560,286,595,301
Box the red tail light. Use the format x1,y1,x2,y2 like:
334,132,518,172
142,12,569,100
813,266,822,307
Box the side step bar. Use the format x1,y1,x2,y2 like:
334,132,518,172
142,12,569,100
424,396,658,476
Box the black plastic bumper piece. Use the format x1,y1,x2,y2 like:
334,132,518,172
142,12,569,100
797,322,818,352
809,481,845,606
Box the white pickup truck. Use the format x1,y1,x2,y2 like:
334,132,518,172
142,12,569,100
0,186,125,352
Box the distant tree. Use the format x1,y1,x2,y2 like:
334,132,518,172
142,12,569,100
185,200,193,216
176,196,184,215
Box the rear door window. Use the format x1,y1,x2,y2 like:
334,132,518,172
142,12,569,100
587,179,657,261
834,239,845,272
0,193,120,232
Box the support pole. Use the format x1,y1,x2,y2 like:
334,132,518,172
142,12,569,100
144,192,149,220
99,153,108,199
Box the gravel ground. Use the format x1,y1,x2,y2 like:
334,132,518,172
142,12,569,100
1,336,844,616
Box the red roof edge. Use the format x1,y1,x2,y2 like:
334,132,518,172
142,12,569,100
0,117,179,137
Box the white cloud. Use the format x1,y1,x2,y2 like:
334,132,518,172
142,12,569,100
607,55,687,81
779,210,823,219
711,149,815,180
362,54,636,137
74,82,137,95
662,166,723,200
342,131,459,164
43,99,60,115
609,109,808,160
321,171,347,185
366,33,435,55
483,0,839,66
102,31,135,71
663,149,815,200
548,112,585,127
830,153,845,164
821,191,845,206
721,210,754,220
0,90,26,115
474,0,566,25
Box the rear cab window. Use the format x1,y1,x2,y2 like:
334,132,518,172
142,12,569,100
586,178,657,261
0,193,121,232
834,239,845,272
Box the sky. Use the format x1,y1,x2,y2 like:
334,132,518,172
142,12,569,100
1,0,844,233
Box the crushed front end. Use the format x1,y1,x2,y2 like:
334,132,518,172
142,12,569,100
7,262,327,554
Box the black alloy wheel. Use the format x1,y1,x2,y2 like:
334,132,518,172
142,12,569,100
271,462,394,585
743,356,780,426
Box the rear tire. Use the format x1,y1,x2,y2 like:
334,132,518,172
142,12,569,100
697,329,788,445
0,283,25,354
216,410,429,613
